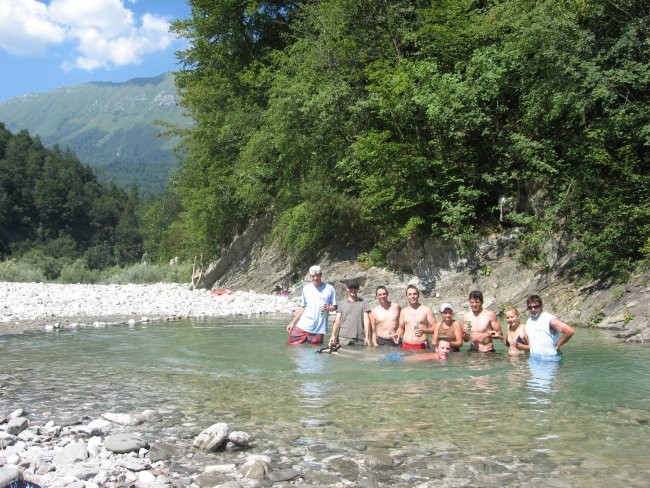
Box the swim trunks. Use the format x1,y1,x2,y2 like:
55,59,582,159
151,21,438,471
376,336,400,347
286,327,325,345
402,341,429,350
383,352,405,362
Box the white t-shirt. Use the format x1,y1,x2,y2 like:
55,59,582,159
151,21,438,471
525,311,559,358
297,282,336,334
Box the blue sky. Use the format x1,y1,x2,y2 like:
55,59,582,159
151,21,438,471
0,0,191,103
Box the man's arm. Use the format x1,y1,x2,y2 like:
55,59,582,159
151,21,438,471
489,311,504,341
287,306,304,333
462,312,471,342
450,321,464,349
551,318,575,351
363,311,371,346
420,307,437,334
329,312,341,344
369,310,378,347
397,311,406,339
431,321,440,346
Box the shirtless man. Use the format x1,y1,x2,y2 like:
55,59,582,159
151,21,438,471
462,290,503,353
397,285,437,349
369,285,401,347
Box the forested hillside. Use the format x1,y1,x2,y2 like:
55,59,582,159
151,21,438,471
0,73,190,195
168,0,648,282
0,124,143,273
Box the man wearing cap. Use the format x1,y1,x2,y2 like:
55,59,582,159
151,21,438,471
328,281,370,346
432,303,465,351
286,265,337,345
369,285,401,347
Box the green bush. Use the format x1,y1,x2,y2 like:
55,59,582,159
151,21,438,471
58,259,100,284
103,262,192,284
0,259,46,282
16,249,68,280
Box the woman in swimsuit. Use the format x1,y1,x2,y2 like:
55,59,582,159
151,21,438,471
504,306,529,356
432,303,465,352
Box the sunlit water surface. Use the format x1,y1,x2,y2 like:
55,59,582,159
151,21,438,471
1,318,649,487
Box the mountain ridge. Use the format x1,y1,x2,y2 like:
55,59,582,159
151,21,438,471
0,72,190,194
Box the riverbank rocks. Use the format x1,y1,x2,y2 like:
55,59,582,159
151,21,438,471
0,467,20,487
5,417,28,436
239,454,271,479
53,440,88,465
193,423,229,452
104,432,148,453
102,411,143,426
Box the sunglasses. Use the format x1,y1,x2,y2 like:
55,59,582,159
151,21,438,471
527,304,541,310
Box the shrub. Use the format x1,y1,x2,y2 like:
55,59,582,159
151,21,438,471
58,259,100,284
103,262,192,284
0,259,47,282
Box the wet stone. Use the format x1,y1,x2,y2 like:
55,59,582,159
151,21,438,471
105,432,148,453
342,440,368,452
266,469,301,482
193,422,229,452
327,457,360,479
195,470,228,487
364,453,394,469
148,442,178,462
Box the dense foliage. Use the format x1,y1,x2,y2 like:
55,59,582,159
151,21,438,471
0,124,146,278
169,0,648,281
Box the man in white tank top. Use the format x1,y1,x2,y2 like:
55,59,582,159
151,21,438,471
524,294,575,359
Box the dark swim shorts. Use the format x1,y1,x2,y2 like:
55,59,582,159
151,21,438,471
376,336,400,347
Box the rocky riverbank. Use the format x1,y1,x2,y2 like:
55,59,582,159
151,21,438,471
0,282,296,335
0,408,301,488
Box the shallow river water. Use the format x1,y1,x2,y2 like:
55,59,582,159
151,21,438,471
1,318,649,487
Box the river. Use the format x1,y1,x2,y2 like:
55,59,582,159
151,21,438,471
1,318,648,487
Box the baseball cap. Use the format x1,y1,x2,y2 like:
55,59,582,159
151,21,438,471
439,303,453,313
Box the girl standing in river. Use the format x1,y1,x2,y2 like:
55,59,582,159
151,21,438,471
504,306,528,356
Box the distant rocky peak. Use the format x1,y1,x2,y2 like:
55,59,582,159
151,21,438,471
154,91,178,107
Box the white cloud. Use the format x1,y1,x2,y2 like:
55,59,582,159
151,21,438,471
0,0,65,55
0,0,173,70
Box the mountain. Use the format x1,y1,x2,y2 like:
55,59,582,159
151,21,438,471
0,72,191,194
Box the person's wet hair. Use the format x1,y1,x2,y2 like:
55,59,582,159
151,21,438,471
469,290,483,303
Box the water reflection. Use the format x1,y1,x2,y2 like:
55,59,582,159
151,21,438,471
527,357,560,395
289,347,336,434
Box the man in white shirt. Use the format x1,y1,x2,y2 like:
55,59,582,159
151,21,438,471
524,294,575,359
286,265,336,345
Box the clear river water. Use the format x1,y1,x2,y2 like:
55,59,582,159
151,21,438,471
1,317,649,487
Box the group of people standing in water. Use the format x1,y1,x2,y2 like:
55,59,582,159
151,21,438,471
286,265,575,360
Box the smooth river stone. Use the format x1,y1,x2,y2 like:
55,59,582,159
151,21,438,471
193,422,229,452
105,432,148,453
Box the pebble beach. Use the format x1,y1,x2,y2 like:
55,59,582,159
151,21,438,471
0,282,296,334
